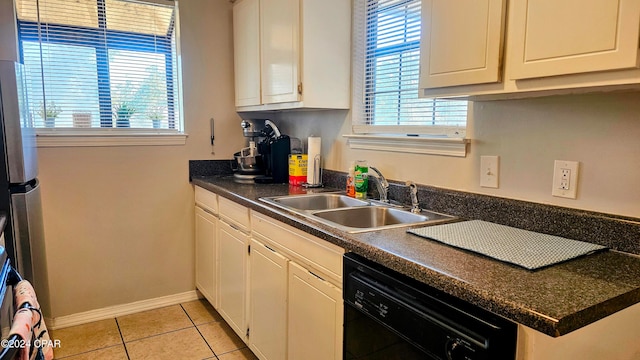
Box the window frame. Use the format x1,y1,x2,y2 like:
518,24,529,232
16,0,186,146
347,0,469,156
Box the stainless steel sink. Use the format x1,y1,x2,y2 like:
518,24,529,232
312,206,454,233
314,206,429,227
262,193,370,211
260,193,456,233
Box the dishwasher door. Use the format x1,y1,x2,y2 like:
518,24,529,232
343,252,517,360
344,300,435,359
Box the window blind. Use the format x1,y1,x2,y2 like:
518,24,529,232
16,0,181,130
353,0,467,137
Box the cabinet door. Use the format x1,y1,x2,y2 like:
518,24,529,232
288,262,342,360
233,0,262,106
249,239,288,360
195,206,217,307
260,0,300,104
420,0,506,88
509,0,640,80
218,220,249,339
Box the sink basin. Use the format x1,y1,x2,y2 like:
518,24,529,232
260,193,456,233
312,206,454,232
262,193,370,211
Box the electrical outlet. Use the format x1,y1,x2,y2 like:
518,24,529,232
552,160,579,199
559,168,571,190
480,156,499,188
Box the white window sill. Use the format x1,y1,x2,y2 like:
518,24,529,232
36,130,188,147
343,134,469,157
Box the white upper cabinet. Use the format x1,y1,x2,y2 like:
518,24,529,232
260,0,300,104
508,0,640,80
419,0,506,88
419,0,640,99
232,0,351,111
233,0,261,107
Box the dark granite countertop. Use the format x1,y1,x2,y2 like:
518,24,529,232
192,175,640,337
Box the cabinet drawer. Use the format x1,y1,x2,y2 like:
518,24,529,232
251,211,344,285
219,196,250,233
194,186,219,215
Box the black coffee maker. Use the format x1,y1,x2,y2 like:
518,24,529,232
256,134,290,184
239,119,290,184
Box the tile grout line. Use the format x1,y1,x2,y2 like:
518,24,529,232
180,303,219,360
215,346,251,357
114,318,132,360
181,303,254,359
118,325,198,344
55,344,124,360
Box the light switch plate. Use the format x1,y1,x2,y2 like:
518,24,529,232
480,156,499,188
552,160,579,199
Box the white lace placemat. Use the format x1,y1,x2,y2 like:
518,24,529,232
408,220,606,270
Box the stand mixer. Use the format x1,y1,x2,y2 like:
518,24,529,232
233,119,290,183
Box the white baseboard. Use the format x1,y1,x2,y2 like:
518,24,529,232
47,290,201,330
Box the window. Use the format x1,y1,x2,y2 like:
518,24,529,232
351,0,468,142
16,0,182,138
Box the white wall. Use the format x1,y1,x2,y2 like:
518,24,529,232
34,0,245,318
278,92,640,218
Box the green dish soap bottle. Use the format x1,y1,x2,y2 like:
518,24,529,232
354,160,368,199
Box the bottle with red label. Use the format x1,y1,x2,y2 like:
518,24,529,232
346,161,355,197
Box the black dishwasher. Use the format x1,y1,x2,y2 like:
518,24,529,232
343,253,517,360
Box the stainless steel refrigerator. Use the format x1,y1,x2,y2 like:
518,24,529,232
0,60,50,316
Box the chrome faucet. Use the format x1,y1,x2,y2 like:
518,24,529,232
406,181,421,213
368,167,390,203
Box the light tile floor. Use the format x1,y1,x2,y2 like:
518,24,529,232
49,300,258,360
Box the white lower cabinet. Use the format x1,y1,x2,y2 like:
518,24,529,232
218,220,249,340
248,236,343,360
248,238,288,360
194,187,219,307
287,261,343,360
194,189,344,360
249,211,344,360
194,206,217,306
